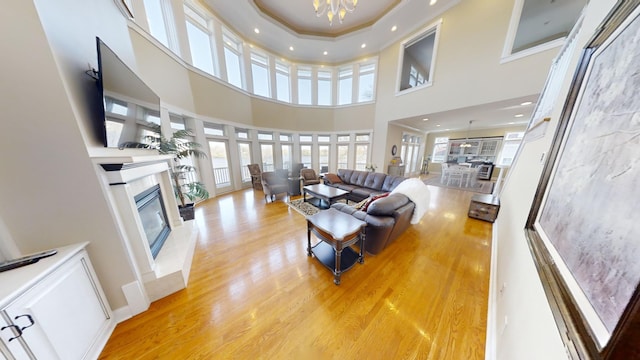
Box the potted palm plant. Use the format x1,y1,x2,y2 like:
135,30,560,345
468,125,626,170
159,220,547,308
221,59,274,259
124,128,209,220
157,130,209,220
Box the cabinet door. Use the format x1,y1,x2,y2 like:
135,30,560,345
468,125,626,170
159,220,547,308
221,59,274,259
0,313,32,359
462,140,480,155
448,141,461,156
479,140,500,156
3,252,110,360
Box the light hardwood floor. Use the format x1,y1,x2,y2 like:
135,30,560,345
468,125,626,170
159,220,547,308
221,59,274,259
99,180,492,359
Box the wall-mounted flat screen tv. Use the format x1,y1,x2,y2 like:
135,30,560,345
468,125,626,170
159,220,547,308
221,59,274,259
96,37,161,148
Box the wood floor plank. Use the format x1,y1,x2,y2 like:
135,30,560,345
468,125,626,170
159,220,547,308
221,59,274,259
99,179,492,359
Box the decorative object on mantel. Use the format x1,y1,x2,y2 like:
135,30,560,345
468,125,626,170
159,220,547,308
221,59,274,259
123,128,209,220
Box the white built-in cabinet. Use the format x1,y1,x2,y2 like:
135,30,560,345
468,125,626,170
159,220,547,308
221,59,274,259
0,243,113,360
447,138,502,162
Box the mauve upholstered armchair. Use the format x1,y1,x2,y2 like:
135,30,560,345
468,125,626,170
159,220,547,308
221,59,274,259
247,164,262,190
300,168,321,186
261,171,289,203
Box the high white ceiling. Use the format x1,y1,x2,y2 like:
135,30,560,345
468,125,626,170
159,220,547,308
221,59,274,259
202,0,459,64
200,0,585,134
391,95,540,135
254,0,401,37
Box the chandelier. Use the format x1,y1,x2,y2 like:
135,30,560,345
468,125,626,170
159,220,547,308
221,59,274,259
313,0,359,25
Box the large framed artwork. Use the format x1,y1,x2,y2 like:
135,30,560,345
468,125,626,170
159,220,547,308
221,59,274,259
525,1,640,358
115,0,134,18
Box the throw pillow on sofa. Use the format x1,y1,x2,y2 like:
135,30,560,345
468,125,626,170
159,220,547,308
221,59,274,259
324,173,342,184
352,198,369,210
362,192,390,212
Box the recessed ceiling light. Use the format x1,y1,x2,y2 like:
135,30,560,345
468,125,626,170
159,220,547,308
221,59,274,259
391,25,397,32
436,124,441,127
520,101,532,106
323,51,328,55
254,28,260,34
509,122,515,125
515,114,524,118
289,46,294,51
430,0,437,5
361,43,366,49
422,118,429,121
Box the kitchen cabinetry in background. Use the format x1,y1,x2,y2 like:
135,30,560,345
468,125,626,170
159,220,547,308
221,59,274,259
447,138,502,163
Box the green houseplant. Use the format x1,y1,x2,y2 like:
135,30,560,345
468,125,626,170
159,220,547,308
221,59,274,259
127,128,209,220
158,130,209,220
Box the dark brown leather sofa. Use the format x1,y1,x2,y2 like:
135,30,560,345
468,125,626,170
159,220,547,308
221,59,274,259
325,169,414,255
326,169,406,202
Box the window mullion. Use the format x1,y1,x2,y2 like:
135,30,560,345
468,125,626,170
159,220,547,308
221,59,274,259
351,64,359,104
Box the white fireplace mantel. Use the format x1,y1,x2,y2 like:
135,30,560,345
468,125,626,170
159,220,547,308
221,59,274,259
93,154,198,315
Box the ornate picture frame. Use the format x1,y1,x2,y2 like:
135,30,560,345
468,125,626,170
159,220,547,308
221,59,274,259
116,0,134,19
525,1,640,358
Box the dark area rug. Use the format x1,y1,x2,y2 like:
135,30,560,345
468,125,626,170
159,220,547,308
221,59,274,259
423,176,494,194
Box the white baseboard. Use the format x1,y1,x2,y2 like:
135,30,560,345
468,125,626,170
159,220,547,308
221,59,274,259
85,318,116,360
112,305,133,324
485,220,499,360
122,280,150,317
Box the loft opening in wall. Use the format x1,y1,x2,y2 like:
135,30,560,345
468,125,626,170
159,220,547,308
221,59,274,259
396,19,442,93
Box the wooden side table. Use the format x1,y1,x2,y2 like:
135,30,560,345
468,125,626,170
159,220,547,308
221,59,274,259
306,208,366,285
468,194,500,223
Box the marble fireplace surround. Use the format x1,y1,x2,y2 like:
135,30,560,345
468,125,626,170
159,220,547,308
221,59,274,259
95,155,197,310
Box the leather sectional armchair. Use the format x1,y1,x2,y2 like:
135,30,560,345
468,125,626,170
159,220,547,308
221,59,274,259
324,169,406,202
325,169,414,255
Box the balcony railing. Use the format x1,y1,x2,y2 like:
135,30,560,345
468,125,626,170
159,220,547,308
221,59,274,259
240,166,251,182
213,167,230,186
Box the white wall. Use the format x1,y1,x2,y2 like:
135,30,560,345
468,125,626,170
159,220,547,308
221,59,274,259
0,0,140,310
374,0,558,124
370,0,560,173
1,4,608,353
492,0,618,358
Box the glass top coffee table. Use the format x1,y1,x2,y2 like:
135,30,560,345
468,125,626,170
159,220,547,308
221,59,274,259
303,184,349,210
